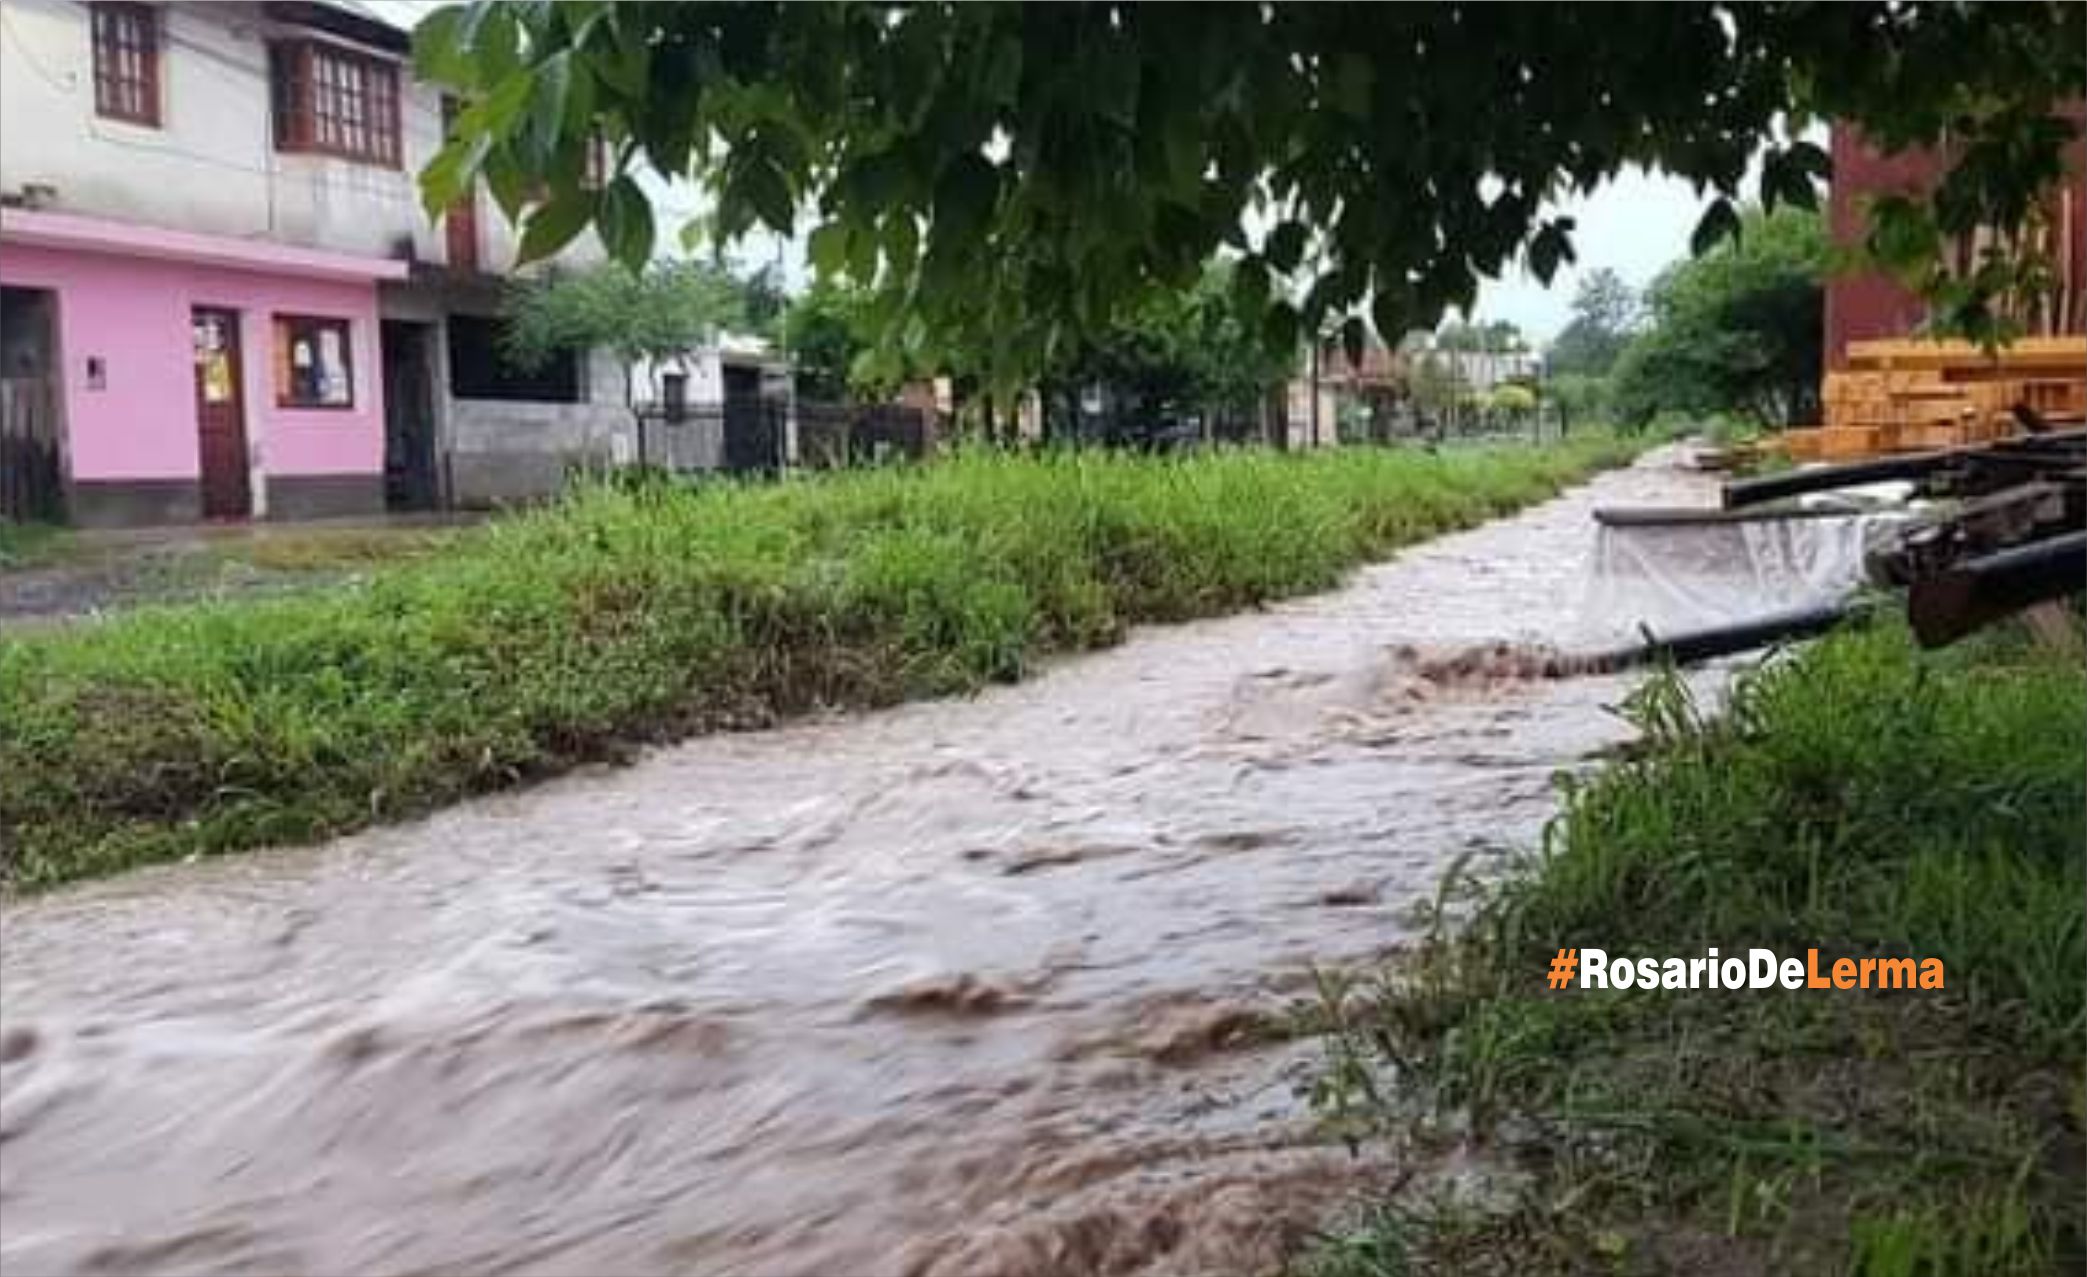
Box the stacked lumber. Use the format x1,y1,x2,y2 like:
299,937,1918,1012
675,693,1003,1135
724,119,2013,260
1780,336,2086,461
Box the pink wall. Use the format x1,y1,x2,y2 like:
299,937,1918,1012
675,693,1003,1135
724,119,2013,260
0,242,384,485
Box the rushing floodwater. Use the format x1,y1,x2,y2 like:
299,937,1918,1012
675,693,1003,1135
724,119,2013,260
1,450,1724,1277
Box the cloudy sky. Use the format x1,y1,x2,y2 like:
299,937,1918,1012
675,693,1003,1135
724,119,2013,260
1468,170,1705,340
368,1,1712,343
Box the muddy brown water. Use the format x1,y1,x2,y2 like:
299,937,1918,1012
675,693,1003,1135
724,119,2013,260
1,451,1723,1277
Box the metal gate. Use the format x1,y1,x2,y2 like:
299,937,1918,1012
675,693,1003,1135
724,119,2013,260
722,397,783,474
795,401,929,470
1,377,63,523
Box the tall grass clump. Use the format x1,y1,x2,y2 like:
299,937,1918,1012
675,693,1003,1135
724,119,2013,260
1300,619,2086,1276
0,435,1635,889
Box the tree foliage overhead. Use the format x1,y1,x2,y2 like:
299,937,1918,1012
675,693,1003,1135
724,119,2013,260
419,2,2085,390
1609,206,1827,429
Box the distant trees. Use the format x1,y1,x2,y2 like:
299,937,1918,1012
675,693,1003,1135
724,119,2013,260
1546,268,1639,378
736,264,789,341
780,279,871,401
1435,320,1527,353
1485,383,1538,416
1044,261,1297,443
1608,207,1826,428
502,261,749,438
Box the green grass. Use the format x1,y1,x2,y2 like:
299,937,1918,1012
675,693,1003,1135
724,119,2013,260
0,436,1635,889
0,521,74,570
1296,621,2086,1276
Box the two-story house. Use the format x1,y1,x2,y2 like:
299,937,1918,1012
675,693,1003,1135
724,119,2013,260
0,0,634,525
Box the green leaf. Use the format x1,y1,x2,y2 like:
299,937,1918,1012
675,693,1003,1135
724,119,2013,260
1759,144,1825,213
885,214,920,278
467,72,535,142
1266,221,1308,273
739,159,796,235
472,4,522,86
420,133,490,220
1231,256,1270,318
807,222,848,277
528,51,573,160
591,12,651,97
1528,219,1577,285
1690,198,1742,258
517,187,597,265
1260,299,1299,354
481,145,532,221
411,5,475,86
1371,288,1409,345
1339,315,1366,370
597,176,655,267
1330,54,1373,120
1092,41,1142,128
983,34,1023,108
934,155,1000,235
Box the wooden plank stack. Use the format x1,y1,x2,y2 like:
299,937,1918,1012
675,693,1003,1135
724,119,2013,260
1781,336,2087,461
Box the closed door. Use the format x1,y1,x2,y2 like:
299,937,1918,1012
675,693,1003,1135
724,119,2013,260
192,307,250,519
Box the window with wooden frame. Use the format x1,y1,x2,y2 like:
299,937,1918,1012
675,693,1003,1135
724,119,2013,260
270,40,400,167
273,315,355,409
91,2,161,126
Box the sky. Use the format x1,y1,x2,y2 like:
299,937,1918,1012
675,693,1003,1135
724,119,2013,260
1465,170,1705,342
365,0,1713,346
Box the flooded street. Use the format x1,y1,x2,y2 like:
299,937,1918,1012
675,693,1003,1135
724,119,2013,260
2,451,1721,1276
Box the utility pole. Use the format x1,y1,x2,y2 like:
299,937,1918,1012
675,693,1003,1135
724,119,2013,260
1309,338,1322,447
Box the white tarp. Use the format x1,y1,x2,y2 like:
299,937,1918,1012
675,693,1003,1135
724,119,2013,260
1575,511,1914,646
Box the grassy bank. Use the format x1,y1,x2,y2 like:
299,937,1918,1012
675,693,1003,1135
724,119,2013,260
1299,621,2085,1276
1,436,1633,890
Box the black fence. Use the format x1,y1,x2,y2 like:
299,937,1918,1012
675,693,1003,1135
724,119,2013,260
636,401,785,476
633,400,931,477
796,402,931,469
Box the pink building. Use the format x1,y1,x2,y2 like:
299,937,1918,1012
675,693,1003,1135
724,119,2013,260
0,0,633,527
3,208,403,523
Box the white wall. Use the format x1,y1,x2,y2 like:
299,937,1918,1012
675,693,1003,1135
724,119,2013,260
0,0,599,272
445,343,635,505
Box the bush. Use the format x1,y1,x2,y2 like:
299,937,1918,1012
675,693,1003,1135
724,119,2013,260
1303,621,2086,1275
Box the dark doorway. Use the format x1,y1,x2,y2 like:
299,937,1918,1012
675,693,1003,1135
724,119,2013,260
1,286,65,523
720,363,779,473
191,306,250,519
382,320,439,510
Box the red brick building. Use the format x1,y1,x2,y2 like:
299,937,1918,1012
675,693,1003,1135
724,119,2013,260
1825,110,2087,368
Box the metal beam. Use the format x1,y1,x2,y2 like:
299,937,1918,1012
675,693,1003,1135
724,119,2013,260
1907,530,2087,648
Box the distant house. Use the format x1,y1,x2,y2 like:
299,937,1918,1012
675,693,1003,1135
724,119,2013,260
1825,111,2086,368
628,335,796,474
0,0,636,526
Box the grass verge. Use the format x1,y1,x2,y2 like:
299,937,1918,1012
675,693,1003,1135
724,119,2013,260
1295,620,2085,1276
1,436,1634,890
0,522,72,570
